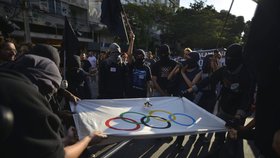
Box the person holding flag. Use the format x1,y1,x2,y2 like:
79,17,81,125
98,31,135,99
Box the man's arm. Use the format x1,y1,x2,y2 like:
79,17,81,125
188,67,224,93
126,31,135,64
64,131,107,158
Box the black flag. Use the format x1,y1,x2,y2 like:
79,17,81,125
62,16,80,56
61,16,80,79
101,0,128,43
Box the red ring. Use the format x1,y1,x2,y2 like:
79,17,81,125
105,117,141,131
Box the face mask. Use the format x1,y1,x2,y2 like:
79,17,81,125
225,57,241,71
135,58,144,65
134,52,145,65
159,53,169,61
186,58,197,68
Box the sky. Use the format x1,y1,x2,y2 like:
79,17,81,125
180,0,258,21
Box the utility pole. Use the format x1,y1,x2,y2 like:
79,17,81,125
23,0,31,42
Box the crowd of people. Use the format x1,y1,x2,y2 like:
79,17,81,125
0,1,280,157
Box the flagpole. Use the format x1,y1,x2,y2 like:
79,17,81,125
63,50,66,80
62,16,80,81
120,12,129,44
120,4,133,44
121,8,133,34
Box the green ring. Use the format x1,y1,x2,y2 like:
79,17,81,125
120,111,150,124
148,110,176,122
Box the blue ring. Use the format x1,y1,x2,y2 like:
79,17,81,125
169,113,195,126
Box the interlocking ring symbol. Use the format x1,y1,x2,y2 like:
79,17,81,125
105,110,196,131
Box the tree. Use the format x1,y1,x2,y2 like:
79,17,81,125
124,3,173,51
122,0,246,53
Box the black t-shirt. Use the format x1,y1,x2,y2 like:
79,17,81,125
81,59,92,73
0,69,65,158
197,66,253,116
125,63,152,98
151,59,177,93
98,57,126,99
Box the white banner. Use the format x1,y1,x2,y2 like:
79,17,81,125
71,97,226,145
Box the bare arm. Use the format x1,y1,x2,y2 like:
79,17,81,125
192,71,202,85
127,31,135,64
64,131,107,158
167,64,180,80
63,89,81,105
180,66,193,88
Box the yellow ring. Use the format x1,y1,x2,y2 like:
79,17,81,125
148,110,176,122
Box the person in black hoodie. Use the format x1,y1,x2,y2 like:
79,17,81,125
244,0,280,157
0,66,107,158
98,32,135,99
66,55,92,99
125,49,152,98
151,44,177,96
1,44,80,131
188,43,255,157
98,42,126,99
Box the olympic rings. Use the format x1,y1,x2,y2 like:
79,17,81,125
105,117,141,131
120,111,150,124
148,110,176,122
169,113,195,126
141,115,171,129
105,110,196,131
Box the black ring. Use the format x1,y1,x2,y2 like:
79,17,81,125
140,115,171,129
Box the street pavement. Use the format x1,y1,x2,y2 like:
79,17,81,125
84,79,259,158
82,117,260,158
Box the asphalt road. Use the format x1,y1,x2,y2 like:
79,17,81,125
81,117,260,158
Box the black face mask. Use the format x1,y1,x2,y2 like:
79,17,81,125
186,58,197,69
135,58,144,65
159,53,169,62
225,57,241,71
134,52,145,65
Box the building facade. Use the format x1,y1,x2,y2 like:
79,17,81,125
0,0,111,49
0,0,179,50
121,0,179,7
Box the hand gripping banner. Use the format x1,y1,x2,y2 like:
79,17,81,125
70,97,226,145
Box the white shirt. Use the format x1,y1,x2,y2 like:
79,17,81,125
87,56,97,69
